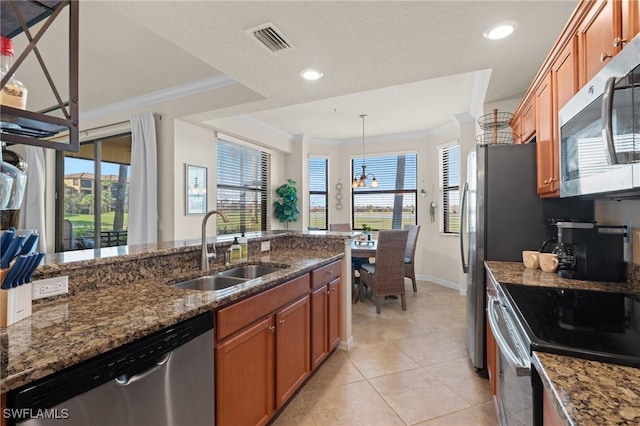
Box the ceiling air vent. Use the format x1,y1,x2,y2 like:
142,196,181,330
248,23,292,53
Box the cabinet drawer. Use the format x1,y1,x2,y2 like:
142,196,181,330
217,274,310,340
311,260,342,289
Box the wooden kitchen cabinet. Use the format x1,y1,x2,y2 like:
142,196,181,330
485,273,499,400
520,98,536,143
578,0,620,87
535,72,558,197
215,274,310,426
542,384,564,426
216,316,275,426
511,114,522,144
310,260,342,370
275,296,310,409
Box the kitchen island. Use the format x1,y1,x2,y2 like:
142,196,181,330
485,260,640,426
0,231,351,395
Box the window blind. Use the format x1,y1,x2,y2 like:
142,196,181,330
351,153,417,230
309,157,328,230
440,144,460,234
216,139,270,234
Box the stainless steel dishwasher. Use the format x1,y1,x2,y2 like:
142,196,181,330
6,311,214,426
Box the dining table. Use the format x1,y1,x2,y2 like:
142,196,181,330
350,238,377,303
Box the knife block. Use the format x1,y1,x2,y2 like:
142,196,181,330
0,269,32,327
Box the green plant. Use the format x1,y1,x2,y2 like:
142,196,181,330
273,179,299,226
361,223,372,233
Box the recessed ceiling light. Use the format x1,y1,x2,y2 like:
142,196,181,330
483,20,518,40
300,68,323,81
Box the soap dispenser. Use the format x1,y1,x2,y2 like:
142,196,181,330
238,231,248,261
230,237,241,262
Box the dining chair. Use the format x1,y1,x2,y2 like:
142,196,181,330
403,224,421,292
358,229,409,314
329,223,351,232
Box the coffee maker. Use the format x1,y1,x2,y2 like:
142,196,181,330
554,220,626,282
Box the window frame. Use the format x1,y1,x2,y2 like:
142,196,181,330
55,132,131,252
308,156,329,230
215,137,270,234
350,151,418,231
438,141,460,235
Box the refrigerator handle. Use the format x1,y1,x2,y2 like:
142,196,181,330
459,182,469,273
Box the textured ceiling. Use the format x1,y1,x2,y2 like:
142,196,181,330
15,1,579,140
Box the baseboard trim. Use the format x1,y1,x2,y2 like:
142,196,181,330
338,336,354,351
416,274,465,295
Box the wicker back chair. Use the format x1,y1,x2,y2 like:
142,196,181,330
329,223,351,232
358,229,409,314
403,224,421,292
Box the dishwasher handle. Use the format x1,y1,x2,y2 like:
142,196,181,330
115,353,172,386
487,296,530,377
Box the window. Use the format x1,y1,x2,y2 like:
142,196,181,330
57,134,131,251
217,139,270,234
309,157,328,230
439,143,460,234
351,153,417,230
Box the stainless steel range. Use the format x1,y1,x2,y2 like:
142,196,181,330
489,279,640,426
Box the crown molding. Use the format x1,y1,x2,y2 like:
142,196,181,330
80,74,236,122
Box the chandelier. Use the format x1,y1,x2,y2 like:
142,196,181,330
352,114,378,188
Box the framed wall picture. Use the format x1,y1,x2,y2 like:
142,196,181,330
185,164,207,215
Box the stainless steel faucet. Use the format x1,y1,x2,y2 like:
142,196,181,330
201,210,229,271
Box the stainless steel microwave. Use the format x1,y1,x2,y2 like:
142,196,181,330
559,34,640,198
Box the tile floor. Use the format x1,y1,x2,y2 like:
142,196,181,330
272,280,498,426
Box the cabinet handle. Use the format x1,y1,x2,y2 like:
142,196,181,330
543,178,549,184
331,287,337,292
326,290,331,295
269,326,276,333
613,37,627,47
279,319,286,325
600,52,612,62
328,270,334,275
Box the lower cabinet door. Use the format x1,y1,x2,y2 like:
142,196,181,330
328,278,341,351
275,296,310,409
216,316,275,426
310,285,329,370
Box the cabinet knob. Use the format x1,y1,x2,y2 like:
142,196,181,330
613,37,627,47
543,178,549,184
269,326,276,333
600,52,612,62
331,287,337,292
279,319,286,325
328,270,334,275
326,290,331,295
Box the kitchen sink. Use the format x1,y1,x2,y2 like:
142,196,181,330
172,275,246,291
218,265,284,279
171,264,285,291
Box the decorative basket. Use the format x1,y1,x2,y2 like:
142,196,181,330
477,111,514,131
475,132,514,146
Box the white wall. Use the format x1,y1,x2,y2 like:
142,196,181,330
595,200,640,229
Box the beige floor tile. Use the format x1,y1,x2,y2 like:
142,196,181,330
345,342,420,379
415,404,499,426
393,333,469,367
478,401,499,424
369,368,471,424
271,393,317,426
301,350,365,392
425,358,493,406
302,380,405,426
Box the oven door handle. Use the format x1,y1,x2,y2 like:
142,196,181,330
487,296,531,377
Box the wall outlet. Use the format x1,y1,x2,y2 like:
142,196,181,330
623,220,632,262
32,276,69,300
261,241,270,252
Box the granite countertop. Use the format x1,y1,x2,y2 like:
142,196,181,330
485,261,640,425
0,248,343,393
533,352,640,425
485,260,640,293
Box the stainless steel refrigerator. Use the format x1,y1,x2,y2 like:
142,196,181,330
460,143,593,372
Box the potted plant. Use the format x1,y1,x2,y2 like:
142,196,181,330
360,224,372,241
273,179,299,229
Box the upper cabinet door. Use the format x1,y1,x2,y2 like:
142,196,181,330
578,0,621,86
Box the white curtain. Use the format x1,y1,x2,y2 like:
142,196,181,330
18,146,47,252
128,113,158,245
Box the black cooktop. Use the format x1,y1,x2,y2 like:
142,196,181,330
503,284,640,367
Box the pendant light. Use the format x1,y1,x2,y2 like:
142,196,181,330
352,114,378,188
